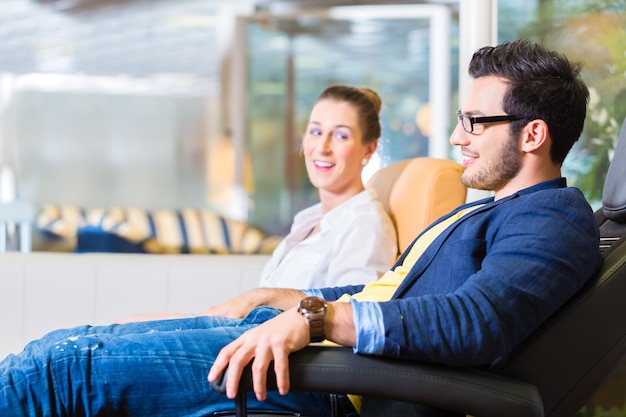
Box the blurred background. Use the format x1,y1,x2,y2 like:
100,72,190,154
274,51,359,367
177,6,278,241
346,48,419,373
0,0,623,237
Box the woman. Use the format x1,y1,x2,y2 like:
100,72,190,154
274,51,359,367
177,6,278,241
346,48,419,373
119,85,396,322
258,85,397,289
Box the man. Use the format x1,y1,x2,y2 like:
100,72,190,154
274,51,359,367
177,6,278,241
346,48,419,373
0,39,602,417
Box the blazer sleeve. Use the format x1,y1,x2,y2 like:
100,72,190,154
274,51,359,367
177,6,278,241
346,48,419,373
373,187,603,367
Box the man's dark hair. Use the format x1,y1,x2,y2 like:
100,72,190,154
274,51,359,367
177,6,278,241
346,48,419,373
469,39,589,165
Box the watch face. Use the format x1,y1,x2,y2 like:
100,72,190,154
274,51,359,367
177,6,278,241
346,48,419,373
298,296,326,343
300,296,325,313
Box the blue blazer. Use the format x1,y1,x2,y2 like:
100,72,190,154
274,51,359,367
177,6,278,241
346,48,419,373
320,178,603,367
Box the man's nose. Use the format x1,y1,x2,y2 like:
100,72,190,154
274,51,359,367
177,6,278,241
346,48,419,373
450,123,468,146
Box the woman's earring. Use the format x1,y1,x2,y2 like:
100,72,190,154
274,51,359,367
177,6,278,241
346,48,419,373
362,158,369,166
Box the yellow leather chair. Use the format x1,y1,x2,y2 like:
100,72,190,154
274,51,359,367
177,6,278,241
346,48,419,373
366,157,467,254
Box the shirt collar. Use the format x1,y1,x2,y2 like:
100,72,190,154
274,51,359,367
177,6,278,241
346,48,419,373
295,188,376,231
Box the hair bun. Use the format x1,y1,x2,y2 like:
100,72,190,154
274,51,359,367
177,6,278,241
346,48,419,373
358,87,383,114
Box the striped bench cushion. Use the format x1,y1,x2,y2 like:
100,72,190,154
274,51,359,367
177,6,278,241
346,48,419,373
36,204,281,255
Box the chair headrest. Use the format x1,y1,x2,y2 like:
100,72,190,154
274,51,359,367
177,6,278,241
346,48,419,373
366,157,466,254
602,118,626,223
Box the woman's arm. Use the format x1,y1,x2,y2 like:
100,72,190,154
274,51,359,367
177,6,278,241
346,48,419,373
200,287,307,318
116,287,307,323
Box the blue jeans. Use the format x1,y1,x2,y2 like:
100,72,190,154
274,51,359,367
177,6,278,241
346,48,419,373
0,307,356,417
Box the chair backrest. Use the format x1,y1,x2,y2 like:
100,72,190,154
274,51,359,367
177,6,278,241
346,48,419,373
493,118,626,417
366,157,467,254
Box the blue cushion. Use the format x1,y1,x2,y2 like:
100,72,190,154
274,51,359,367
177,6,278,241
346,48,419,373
76,226,147,253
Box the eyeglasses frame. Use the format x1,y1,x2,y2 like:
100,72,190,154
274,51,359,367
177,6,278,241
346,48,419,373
456,110,525,133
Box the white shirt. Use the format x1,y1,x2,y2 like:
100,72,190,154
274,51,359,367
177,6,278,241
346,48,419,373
258,188,397,289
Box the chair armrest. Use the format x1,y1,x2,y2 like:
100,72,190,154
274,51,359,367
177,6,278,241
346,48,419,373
210,345,544,417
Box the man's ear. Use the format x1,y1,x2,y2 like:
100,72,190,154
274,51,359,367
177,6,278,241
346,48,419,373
521,119,549,153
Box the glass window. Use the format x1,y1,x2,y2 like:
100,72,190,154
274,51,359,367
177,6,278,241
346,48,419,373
0,0,221,212
244,7,459,235
499,0,626,209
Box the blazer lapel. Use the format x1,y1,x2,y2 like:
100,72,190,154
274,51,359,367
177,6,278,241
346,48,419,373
390,197,509,299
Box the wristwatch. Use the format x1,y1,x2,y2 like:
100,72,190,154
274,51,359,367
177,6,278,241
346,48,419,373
297,296,327,343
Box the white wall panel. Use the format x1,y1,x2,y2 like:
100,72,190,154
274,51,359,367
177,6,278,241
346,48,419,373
0,253,269,359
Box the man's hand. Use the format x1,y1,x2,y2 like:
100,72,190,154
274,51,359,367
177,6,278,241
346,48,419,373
208,306,310,401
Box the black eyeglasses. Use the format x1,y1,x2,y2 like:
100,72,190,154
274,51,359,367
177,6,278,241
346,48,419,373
456,110,525,134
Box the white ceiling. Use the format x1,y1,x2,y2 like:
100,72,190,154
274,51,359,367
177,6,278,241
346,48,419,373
0,0,458,95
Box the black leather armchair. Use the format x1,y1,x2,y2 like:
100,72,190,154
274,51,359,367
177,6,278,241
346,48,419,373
212,118,626,417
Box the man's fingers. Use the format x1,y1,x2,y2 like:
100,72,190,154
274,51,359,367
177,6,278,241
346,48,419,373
209,342,247,399
250,349,271,401
208,344,231,383
272,349,291,396
208,309,306,402
251,343,292,399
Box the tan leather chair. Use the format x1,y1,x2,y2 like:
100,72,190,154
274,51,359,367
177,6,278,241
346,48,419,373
366,157,467,254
